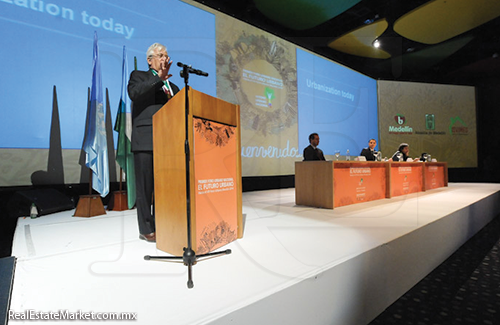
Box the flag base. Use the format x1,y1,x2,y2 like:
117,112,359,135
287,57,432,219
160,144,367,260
74,194,106,217
108,190,129,211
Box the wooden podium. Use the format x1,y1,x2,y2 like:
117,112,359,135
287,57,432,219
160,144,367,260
152,87,243,255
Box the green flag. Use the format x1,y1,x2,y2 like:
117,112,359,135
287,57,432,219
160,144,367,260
114,46,136,209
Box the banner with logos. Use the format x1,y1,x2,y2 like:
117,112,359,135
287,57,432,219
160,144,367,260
378,81,477,168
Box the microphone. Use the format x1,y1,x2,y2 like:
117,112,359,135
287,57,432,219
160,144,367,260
177,62,209,77
192,69,208,77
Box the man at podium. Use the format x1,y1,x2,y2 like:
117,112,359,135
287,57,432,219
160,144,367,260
303,133,326,161
128,43,180,242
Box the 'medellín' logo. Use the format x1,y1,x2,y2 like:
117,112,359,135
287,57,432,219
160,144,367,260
389,114,413,134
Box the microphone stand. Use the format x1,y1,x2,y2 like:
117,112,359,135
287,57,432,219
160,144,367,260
144,63,231,289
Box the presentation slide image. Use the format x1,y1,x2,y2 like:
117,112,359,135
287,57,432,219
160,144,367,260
216,14,300,176
0,0,215,150
0,0,216,186
296,48,378,158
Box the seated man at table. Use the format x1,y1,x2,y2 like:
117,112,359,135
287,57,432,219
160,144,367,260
303,133,326,161
391,143,419,162
360,139,377,161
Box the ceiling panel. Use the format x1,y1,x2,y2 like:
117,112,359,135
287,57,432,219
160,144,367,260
394,0,500,44
328,19,391,59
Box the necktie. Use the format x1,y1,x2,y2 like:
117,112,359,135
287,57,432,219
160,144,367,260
151,70,172,98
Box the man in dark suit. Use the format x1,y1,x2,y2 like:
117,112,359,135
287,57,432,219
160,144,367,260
303,133,326,161
360,139,377,161
128,43,180,242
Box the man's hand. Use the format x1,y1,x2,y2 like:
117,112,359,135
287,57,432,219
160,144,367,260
158,57,172,80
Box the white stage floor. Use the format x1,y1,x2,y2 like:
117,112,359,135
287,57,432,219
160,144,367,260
8,183,500,325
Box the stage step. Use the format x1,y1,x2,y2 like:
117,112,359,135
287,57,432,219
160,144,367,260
0,256,16,325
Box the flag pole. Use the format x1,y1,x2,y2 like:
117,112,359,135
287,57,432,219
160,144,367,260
88,169,92,194
110,47,135,211
119,168,123,191
74,31,107,217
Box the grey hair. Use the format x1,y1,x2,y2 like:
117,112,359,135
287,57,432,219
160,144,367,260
146,43,167,58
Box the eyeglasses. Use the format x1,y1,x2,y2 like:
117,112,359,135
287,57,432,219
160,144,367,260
151,53,169,60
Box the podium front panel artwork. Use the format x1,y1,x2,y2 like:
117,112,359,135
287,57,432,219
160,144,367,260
390,163,423,197
193,118,238,254
424,164,446,190
333,163,387,208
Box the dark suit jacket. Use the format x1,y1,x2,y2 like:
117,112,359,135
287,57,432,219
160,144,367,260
360,148,376,161
391,151,408,162
128,69,180,152
303,145,326,161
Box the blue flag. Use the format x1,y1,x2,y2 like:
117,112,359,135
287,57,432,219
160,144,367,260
114,46,136,208
84,32,109,197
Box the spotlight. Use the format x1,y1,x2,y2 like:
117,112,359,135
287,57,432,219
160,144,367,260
373,39,380,48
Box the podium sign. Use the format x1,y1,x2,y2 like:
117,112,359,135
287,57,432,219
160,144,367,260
389,163,423,197
333,162,388,207
193,118,238,254
423,163,448,190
